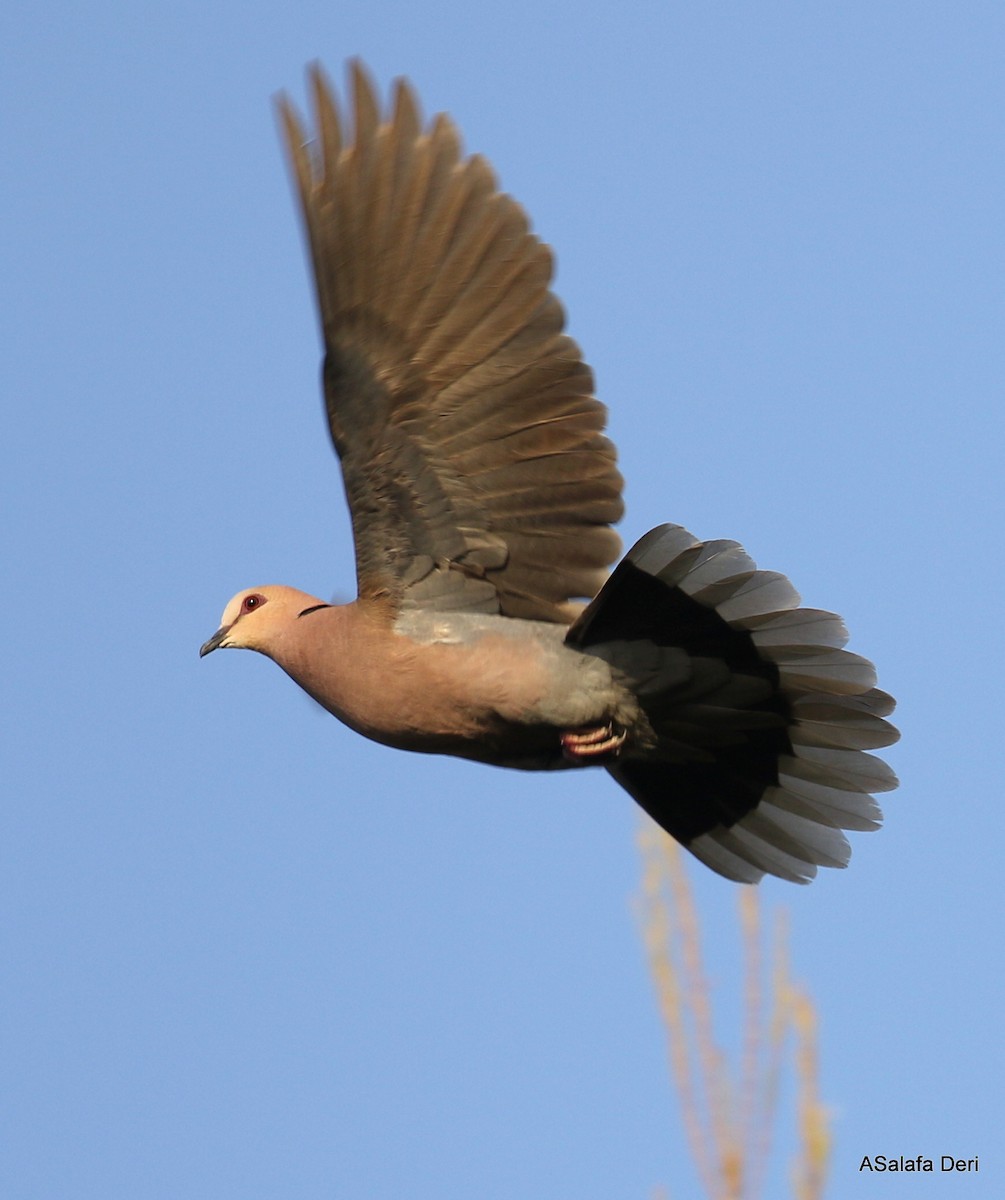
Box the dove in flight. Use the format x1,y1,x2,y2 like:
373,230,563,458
201,61,898,883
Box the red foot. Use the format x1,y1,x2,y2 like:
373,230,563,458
561,723,626,761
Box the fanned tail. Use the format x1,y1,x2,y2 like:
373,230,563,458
566,524,899,884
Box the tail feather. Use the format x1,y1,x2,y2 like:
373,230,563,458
567,523,898,884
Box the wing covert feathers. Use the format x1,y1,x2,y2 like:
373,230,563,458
278,61,623,620
570,524,899,885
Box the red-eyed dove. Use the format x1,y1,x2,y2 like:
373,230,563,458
201,61,898,884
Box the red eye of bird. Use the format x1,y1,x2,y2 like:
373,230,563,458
242,594,265,614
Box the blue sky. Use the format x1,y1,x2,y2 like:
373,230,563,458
3,2,1003,1196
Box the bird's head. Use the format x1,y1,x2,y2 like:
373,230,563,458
199,586,331,657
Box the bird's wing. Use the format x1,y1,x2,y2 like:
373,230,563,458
277,61,624,623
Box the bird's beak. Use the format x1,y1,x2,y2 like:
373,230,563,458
199,624,232,658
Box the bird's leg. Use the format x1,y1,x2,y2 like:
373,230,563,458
560,722,627,761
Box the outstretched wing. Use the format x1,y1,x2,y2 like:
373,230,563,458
277,61,624,622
